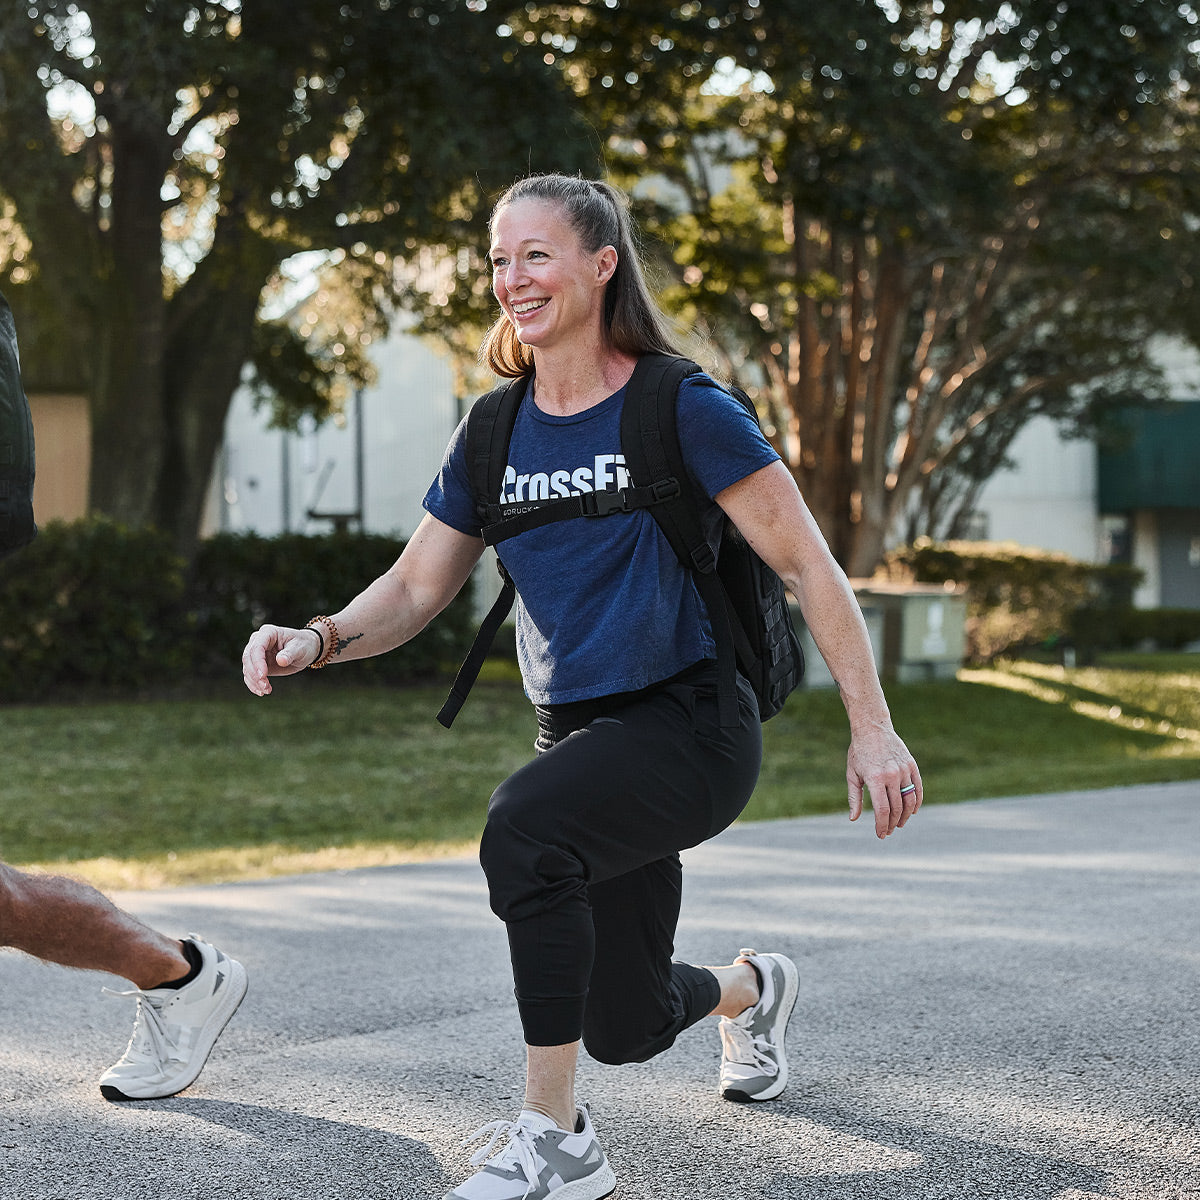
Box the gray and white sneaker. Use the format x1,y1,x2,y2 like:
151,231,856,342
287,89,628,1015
718,947,799,1102
445,1103,616,1200
98,935,247,1101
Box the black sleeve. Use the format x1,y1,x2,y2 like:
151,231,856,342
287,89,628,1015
0,289,37,558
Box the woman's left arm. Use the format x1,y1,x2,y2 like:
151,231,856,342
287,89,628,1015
715,460,922,839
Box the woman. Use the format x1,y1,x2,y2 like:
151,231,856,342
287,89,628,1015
242,173,922,1200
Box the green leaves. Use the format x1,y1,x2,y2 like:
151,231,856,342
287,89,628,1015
528,0,1200,573
0,0,596,548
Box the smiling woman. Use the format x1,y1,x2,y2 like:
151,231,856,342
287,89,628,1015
479,174,681,387
240,171,923,1200
487,198,615,370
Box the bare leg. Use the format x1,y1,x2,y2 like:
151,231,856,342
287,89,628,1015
707,957,760,1018
0,862,189,989
521,955,760,1132
523,1041,580,1132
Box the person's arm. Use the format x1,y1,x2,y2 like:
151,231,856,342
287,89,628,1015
241,513,484,696
714,460,922,839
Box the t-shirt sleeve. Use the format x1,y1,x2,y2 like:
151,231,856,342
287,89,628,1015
421,411,482,536
676,373,780,500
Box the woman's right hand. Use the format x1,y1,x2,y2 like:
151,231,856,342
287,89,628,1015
241,623,320,696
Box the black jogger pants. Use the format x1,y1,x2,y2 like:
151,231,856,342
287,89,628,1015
478,661,762,1061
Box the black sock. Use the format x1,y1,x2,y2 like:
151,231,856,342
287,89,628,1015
153,939,203,990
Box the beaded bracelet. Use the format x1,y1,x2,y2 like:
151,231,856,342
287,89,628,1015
305,615,339,669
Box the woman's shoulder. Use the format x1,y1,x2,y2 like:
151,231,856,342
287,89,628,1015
676,366,750,414
672,365,778,479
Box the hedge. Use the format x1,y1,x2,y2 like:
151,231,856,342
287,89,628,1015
1069,605,1200,654
878,539,1144,664
0,517,190,697
0,519,475,701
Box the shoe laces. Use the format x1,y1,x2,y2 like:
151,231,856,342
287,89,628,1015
719,1015,780,1076
103,987,172,1066
461,1117,542,1196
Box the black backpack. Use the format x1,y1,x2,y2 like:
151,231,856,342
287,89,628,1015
0,290,37,561
437,353,803,729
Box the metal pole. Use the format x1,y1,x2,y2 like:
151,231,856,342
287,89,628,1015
354,386,365,532
281,431,291,533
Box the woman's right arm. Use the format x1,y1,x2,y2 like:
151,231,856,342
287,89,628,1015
241,513,484,696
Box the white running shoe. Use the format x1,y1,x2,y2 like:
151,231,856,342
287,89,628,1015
718,947,799,1102
98,935,248,1101
444,1103,616,1200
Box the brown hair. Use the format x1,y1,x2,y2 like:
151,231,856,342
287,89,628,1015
480,174,683,378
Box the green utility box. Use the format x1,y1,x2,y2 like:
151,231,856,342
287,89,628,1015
851,582,969,682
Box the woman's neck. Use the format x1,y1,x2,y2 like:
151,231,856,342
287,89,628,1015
531,344,639,416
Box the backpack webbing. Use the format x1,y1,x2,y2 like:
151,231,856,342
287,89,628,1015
435,377,524,729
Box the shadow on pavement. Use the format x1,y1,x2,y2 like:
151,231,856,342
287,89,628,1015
768,1104,1110,1200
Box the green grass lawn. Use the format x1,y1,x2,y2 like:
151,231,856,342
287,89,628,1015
2,653,1197,889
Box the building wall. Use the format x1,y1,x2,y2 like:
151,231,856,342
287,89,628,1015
205,327,461,540
970,338,1200,582
1131,510,1161,609
27,392,89,524
970,416,1101,561
1157,509,1200,609
1150,334,1200,395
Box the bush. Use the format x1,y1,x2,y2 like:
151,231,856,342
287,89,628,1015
878,539,1143,663
188,530,475,683
0,520,476,700
1070,606,1200,653
0,517,191,698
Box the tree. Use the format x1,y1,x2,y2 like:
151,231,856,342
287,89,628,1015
504,0,1200,575
0,0,596,555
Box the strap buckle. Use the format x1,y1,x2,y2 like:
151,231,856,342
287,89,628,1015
581,478,681,519
581,489,630,518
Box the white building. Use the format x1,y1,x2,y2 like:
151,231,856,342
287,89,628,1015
969,416,1100,563
971,336,1200,609
205,322,461,541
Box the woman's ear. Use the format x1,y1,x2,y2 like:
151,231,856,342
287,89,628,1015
595,245,618,286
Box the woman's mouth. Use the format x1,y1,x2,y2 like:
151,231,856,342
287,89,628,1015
511,299,549,319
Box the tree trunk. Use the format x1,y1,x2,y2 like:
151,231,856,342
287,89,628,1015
157,216,278,559
87,115,171,528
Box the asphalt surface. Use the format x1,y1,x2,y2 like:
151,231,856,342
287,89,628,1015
1,780,1197,1200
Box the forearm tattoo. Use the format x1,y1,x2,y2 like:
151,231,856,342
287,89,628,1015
334,631,364,658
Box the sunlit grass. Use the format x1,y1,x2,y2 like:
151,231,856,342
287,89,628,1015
2,653,1197,890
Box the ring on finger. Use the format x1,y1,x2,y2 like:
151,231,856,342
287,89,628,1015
900,783,917,796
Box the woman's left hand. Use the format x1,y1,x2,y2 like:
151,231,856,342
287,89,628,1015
846,723,923,839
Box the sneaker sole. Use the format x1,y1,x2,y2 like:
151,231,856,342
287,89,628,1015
550,1161,617,1200
721,952,799,1103
447,1160,615,1200
100,959,249,1102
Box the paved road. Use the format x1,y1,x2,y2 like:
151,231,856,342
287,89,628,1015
2,781,1197,1200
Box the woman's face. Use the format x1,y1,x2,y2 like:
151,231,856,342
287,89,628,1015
489,197,616,353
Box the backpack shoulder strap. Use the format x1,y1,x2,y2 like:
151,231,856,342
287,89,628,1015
479,361,682,547
619,354,713,570
436,376,527,729
465,375,527,522
620,354,742,726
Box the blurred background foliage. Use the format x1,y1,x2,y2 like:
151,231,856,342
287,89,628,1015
0,1,1196,574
